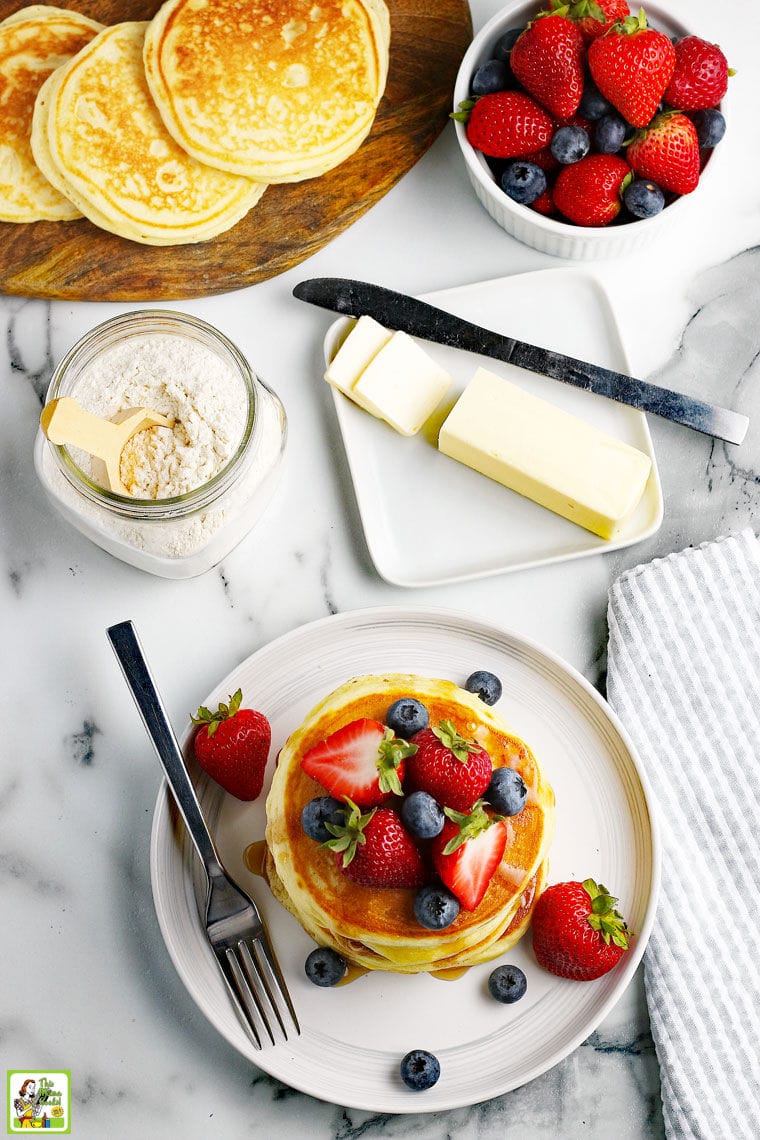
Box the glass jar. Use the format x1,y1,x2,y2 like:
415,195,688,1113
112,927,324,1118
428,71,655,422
34,310,287,578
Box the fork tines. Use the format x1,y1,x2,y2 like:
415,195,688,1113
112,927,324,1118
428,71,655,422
215,937,300,1050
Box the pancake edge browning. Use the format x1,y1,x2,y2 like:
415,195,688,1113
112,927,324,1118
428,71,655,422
0,6,103,222
30,22,267,246
143,0,390,183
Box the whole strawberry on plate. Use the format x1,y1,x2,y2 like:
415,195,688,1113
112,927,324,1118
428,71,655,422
511,5,586,119
531,877,632,980
325,800,428,889
192,688,271,801
406,719,493,812
627,112,700,195
587,9,676,128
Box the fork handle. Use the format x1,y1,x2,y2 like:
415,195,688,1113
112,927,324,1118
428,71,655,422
107,620,223,876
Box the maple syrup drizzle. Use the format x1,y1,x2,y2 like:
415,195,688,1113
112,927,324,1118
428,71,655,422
243,839,267,877
337,962,371,986
429,966,470,981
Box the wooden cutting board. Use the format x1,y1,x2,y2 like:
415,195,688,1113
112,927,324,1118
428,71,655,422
0,0,472,301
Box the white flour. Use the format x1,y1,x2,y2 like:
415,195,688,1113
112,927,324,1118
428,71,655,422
68,333,247,497
38,329,286,570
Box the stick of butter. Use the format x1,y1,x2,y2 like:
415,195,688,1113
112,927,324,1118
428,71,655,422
438,367,652,539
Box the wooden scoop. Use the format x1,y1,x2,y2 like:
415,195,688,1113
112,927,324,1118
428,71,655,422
40,396,174,495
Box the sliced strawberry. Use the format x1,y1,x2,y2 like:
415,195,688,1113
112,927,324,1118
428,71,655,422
431,802,508,911
300,719,416,807
325,801,428,889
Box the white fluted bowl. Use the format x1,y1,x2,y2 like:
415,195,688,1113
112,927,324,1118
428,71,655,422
453,1,722,260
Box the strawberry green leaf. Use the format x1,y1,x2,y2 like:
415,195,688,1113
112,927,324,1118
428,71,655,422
322,799,376,867
376,729,417,796
432,720,480,763
441,800,502,854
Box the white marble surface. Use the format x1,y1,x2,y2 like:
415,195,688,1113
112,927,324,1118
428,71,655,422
3,1,759,1136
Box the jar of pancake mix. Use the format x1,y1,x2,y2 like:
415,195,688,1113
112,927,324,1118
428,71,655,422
34,310,287,578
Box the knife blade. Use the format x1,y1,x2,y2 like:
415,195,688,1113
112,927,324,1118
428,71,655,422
293,277,749,446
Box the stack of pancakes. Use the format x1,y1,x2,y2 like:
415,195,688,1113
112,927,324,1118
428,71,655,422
265,674,555,974
2,0,389,244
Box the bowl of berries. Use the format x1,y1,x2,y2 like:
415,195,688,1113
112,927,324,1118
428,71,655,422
452,0,732,259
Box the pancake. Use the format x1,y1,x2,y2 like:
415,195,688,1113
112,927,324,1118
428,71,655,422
265,674,555,974
143,0,390,183
0,6,102,222
30,21,266,246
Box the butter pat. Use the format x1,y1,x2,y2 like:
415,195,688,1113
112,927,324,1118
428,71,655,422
438,367,652,539
325,316,392,410
352,331,453,436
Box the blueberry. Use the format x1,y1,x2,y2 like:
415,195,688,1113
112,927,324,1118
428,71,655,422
579,82,613,121
623,179,665,219
693,108,726,148
400,1049,441,1091
485,767,527,815
492,27,522,60
464,669,503,705
594,113,628,154
470,59,511,97
488,964,527,1004
500,161,546,206
386,697,429,739
301,795,346,842
550,125,590,165
304,946,347,987
402,790,445,839
413,882,460,929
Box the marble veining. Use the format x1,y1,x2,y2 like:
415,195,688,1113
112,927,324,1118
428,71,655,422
3,0,759,1135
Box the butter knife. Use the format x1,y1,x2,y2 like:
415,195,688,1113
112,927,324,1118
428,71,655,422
293,277,748,445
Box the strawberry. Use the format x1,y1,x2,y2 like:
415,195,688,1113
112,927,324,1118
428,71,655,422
406,720,493,812
553,153,631,225
431,802,508,911
192,688,271,801
511,9,586,119
663,36,732,112
530,186,557,216
570,0,629,43
463,91,553,159
587,9,676,128
627,112,700,194
531,878,632,980
325,800,428,889
300,719,416,807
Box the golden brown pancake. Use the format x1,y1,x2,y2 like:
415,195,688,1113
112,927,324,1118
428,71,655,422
30,21,266,246
143,0,390,183
265,674,555,973
0,6,102,222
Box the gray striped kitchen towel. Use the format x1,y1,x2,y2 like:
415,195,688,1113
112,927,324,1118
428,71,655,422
606,529,760,1140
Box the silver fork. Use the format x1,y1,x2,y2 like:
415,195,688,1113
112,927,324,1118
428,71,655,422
107,619,299,1050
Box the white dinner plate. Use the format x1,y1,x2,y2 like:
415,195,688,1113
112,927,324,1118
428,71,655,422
323,268,664,586
150,607,660,1112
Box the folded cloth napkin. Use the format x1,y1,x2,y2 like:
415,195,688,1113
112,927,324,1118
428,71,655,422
606,529,760,1140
